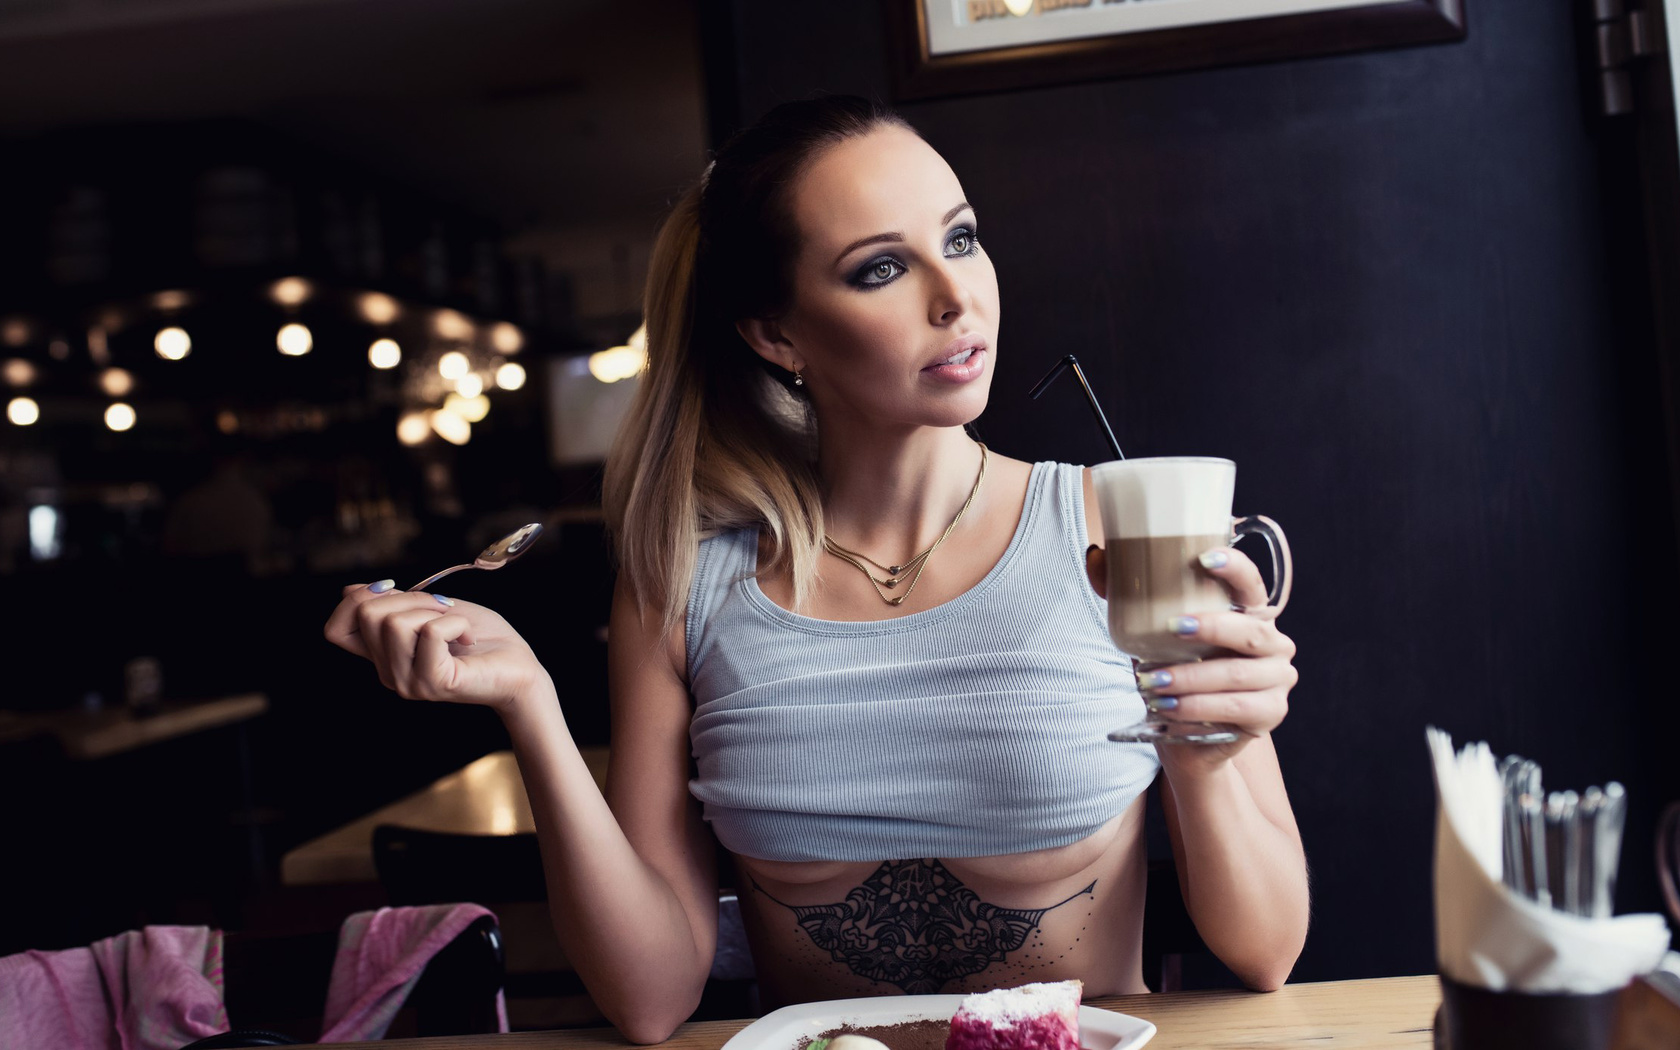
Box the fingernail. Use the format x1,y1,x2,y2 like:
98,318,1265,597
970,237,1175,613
368,579,395,593
433,594,455,606
1169,615,1200,635
1142,670,1174,690
1149,695,1180,712
1198,550,1229,569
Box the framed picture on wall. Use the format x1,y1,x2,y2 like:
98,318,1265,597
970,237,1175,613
886,0,1467,100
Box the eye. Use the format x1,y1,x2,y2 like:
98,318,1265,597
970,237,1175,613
853,257,906,288
946,227,980,256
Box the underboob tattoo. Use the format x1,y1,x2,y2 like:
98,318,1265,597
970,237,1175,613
752,858,1095,993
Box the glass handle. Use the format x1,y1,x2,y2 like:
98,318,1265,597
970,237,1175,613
1231,515,1292,614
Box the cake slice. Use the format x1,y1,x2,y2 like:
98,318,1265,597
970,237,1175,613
944,980,1083,1050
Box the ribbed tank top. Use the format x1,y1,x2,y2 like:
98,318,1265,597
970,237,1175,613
685,461,1159,863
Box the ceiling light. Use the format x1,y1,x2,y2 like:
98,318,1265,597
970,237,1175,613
105,402,136,432
445,392,490,423
277,323,313,356
99,368,134,397
154,326,191,361
270,277,313,307
588,345,645,384
368,338,402,369
359,292,400,325
491,322,523,354
3,359,37,386
397,412,430,446
438,350,470,380
433,309,472,341
428,408,471,445
495,362,526,391
7,397,39,425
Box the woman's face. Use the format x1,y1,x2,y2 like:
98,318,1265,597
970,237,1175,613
769,124,1000,433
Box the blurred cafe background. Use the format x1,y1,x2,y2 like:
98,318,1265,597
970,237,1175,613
0,0,1677,1023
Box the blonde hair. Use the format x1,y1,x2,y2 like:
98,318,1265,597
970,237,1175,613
603,96,912,636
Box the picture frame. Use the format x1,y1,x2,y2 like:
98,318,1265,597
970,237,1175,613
885,0,1467,101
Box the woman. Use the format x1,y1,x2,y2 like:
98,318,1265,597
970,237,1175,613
325,96,1306,1043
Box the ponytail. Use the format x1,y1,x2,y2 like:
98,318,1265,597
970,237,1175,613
604,96,911,638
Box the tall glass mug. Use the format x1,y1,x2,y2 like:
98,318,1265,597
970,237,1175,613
1090,457,1293,745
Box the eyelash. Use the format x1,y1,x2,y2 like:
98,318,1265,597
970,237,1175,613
850,227,982,290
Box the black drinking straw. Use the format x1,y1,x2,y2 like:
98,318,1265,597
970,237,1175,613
1028,354,1124,460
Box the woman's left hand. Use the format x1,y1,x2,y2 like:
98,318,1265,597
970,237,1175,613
1086,544,1298,763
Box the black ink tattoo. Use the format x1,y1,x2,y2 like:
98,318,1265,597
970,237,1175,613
752,859,1095,993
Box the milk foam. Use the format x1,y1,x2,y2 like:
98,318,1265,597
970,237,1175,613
1090,457,1235,538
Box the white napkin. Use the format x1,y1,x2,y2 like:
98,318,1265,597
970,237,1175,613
1427,727,1672,993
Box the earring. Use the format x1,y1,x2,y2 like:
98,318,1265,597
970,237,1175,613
793,370,805,387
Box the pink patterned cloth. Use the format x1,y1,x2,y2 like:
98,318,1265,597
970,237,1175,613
0,926,228,1050
318,904,507,1042
0,905,504,1048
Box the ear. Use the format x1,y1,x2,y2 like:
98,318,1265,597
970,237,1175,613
736,317,801,376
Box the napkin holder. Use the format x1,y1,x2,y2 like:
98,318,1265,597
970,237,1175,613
1435,973,1621,1050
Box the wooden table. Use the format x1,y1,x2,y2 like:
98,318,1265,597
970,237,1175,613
281,747,610,886
0,693,269,759
316,975,1439,1048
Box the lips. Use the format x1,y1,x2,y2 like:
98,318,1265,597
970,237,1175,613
923,334,987,371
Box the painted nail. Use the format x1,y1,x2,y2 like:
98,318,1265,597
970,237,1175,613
1142,670,1174,690
433,594,455,606
368,579,396,593
1149,695,1180,712
1198,550,1229,569
1169,615,1200,636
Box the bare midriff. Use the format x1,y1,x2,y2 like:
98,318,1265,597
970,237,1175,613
727,794,1150,1009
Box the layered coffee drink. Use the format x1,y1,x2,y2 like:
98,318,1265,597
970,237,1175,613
1090,457,1292,744
1090,457,1237,669
1107,533,1230,664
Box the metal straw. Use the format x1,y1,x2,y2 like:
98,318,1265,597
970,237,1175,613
1028,354,1124,460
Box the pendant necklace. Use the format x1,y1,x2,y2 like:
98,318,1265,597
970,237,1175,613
822,443,988,607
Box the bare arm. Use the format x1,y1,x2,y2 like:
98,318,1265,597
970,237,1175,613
1158,731,1307,989
504,580,718,1040
324,580,717,1042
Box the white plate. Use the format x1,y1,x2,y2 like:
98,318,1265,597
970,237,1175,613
719,994,1156,1050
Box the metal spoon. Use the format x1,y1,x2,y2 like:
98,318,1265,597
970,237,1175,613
410,523,544,591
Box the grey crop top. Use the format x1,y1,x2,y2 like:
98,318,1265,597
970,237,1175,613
685,461,1159,862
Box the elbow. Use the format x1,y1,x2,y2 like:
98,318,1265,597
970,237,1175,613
1242,965,1292,993
616,1016,683,1046
1211,923,1304,993
1227,936,1303,993
602,981,706,1045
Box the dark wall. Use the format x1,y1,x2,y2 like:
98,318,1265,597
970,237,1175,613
713,0,1680,981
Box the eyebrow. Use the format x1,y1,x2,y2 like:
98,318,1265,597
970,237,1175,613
833,202,975,266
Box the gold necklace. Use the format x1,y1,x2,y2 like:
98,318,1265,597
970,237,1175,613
822,443,988,607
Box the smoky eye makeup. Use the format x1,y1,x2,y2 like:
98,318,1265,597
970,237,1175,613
845,224,982,290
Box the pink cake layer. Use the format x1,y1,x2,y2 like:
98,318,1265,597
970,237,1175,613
945,1012,1080,1050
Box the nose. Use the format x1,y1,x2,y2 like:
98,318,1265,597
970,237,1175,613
927,259,972,327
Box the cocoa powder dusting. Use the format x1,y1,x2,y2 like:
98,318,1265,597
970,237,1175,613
796,1019,949,1050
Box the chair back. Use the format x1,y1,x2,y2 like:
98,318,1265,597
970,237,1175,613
371,824,757,1024
180,912,502,1047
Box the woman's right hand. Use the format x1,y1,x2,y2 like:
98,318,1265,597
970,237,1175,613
323,582,548,714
